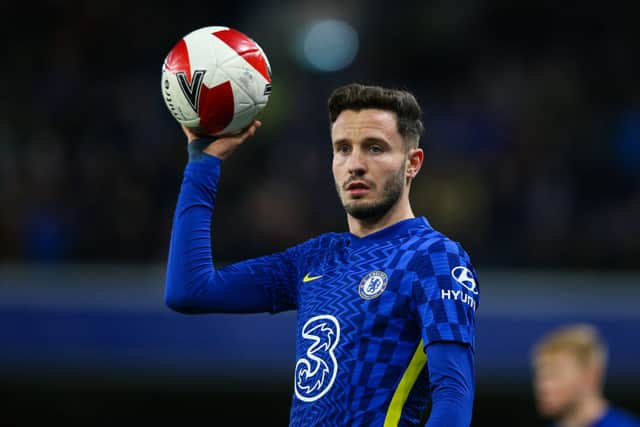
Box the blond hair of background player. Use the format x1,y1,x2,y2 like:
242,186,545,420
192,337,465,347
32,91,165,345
531,323,640,427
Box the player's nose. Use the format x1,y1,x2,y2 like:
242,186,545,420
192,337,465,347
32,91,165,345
347,149,367,176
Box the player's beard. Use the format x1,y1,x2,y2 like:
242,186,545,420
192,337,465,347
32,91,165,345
338,165,405,221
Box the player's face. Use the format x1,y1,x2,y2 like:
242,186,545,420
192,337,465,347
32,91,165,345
533,351,588,419
331,109,410,220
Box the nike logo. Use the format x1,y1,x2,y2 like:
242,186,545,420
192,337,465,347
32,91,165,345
303,273,323,283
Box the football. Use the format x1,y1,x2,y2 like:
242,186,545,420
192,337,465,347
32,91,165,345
161,26,272,136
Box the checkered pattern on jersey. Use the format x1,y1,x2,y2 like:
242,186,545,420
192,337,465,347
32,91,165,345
399,364,431,426
288,218,479,427
344,228,477,425
410,237,478,347
344,236,426,426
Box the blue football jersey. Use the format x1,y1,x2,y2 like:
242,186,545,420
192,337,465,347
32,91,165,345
166,154,479,426
591,407,640,427
257,217,479,426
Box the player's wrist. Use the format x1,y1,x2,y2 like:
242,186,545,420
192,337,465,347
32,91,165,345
185,151,221,183
187,138,220,162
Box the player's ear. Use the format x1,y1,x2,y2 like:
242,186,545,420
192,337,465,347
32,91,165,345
406,148,424,178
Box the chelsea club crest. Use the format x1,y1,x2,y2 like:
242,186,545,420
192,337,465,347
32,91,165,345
358,271,388,300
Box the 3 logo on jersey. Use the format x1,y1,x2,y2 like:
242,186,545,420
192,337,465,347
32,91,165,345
295,315,340,402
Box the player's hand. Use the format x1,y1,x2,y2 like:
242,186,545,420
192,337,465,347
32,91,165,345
182,120,262,160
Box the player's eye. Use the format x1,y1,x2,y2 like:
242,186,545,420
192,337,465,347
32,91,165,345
336,144,351,154
368,145,383,153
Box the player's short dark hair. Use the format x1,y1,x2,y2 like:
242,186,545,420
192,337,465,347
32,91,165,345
327,83,425,149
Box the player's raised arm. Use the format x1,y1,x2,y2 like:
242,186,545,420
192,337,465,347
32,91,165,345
161,26,285,315
164,122,298,314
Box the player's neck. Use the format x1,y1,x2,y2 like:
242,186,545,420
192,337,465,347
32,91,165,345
559,394,608,427
347,199,415,237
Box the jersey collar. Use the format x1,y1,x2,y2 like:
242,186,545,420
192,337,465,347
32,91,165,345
347,217,431,249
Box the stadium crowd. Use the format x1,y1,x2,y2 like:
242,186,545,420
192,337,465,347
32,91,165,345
0,1,638,268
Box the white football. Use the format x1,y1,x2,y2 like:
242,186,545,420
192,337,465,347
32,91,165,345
161,26,272,136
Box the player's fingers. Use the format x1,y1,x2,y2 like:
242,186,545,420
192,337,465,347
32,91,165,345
243,120,261,136
182,125,201,143
234,120,261,143
202,120,262,159
182,125,219,147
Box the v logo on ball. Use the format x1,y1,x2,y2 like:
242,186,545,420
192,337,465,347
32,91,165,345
176,70,205,112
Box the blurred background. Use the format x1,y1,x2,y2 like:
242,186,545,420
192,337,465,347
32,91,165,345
0,0,639,425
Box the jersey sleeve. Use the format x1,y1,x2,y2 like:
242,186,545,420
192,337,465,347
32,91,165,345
410,239,479,347
424,341,475,427
164,141,299,314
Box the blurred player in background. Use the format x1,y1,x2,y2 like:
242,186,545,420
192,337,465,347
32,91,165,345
165,83,479,426
531,323,640,427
